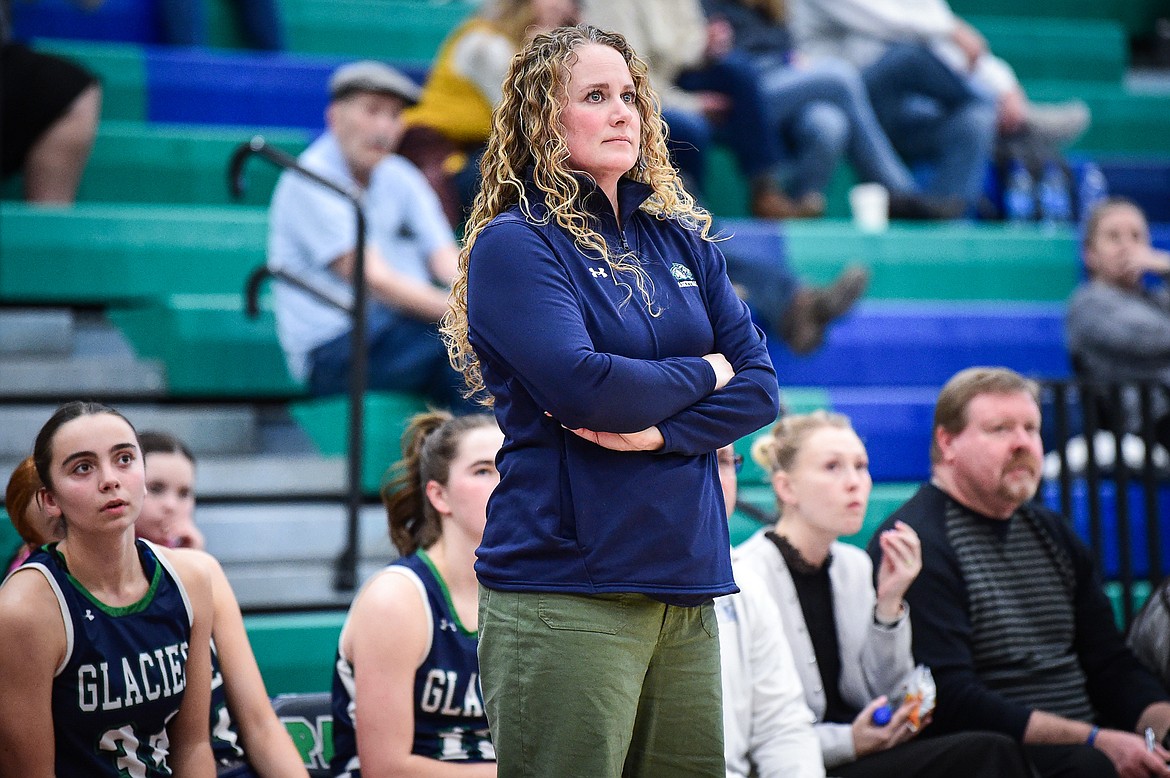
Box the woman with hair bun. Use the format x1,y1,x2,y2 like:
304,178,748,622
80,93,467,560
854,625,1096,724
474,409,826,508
735,410,1033,778
330,411,502,777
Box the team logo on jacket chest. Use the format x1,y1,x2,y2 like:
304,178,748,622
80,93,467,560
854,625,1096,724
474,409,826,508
671,263,697,288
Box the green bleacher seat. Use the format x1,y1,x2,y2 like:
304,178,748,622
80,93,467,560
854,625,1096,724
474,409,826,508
108,295,303,396
282,0,474,60
2,122,310,205
36,40,147,122
1104,580,1153,631
291,392,431,493
1025,81,1170,156
0,203,266,304
785,220,1080,300
968,16,1128,83
245,610,346,694
949,0,1165,39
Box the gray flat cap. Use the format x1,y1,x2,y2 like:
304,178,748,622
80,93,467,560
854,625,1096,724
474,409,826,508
329,60,422,104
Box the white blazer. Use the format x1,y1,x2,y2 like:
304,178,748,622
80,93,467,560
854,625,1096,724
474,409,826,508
718,568,825,778
734,530,914,769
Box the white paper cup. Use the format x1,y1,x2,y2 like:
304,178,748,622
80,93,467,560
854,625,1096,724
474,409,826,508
849,183,889,233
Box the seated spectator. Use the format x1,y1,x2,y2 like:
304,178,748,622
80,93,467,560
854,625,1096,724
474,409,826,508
1,7,101,204
1066,197,1170,448
714,443,826,778
331,411,500,776
399,0,580,226
135,430,205,550
703,0,965,220
3,456,62,575
1128,575,1170,693
736,410,1034,777
720,237,868,354
135,430,310,777
268,61,474,410
788,0,1004,211
582,0,808,219
872,367,1170,778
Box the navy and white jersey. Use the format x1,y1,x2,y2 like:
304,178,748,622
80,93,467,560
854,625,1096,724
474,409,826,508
209,638,247,768
12,539,194,777
331,550,494,777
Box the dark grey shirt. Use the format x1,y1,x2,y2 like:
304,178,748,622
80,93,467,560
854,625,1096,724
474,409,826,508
946,501,1095,722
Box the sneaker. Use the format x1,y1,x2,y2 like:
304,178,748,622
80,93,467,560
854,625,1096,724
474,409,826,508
780,265,870,354
751,185,826,220
1023,99,1091,149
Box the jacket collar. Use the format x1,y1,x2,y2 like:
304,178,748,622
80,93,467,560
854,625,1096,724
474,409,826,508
523,169,653,228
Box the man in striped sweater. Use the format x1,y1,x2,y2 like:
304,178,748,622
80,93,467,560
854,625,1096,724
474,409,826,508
871,367,1170,778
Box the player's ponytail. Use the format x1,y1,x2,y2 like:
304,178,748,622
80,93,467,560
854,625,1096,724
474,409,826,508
382,411,497,556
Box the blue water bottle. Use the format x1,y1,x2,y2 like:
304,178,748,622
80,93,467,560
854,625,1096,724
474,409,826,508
1077,161,1109,225
1003,158,1035,224
1038,161,1072,228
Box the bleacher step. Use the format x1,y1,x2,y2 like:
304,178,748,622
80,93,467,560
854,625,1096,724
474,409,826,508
0,309,74,356
198,502,395,610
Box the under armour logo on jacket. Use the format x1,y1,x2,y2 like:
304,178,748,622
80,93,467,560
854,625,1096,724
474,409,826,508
589,267,608,278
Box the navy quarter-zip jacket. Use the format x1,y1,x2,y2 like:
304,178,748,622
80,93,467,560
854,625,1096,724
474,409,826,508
467,176,780,602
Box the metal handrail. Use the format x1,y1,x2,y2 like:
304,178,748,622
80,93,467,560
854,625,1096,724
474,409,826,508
229,135,368,592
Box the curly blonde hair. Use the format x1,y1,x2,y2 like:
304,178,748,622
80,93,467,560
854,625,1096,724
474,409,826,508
441,23,715,402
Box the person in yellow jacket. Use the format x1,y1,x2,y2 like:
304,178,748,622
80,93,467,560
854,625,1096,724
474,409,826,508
399,0,579,225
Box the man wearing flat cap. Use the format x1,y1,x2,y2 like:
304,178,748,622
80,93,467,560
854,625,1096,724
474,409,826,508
268,60,472,409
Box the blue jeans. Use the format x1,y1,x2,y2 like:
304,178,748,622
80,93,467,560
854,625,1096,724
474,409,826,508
675,50,782,181
862,44,996,204
158,0,285,49
754,55,917,196
307,303,475,413
717,223,799,336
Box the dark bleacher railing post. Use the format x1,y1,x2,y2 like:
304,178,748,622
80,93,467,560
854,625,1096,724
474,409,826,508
1053,383,1073,517
1139,385,1164,587
1079,381,1105,574
1107,384,1134,625
229,136,366,592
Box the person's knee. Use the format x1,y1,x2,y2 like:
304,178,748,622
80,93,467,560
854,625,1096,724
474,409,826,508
950,101,997,149
797,103,849,154
812,57,866,101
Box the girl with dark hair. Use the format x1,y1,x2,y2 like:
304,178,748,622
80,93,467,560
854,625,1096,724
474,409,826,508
134,430,308,778
137,430,205,550
331,411,502,777
0,401,217,776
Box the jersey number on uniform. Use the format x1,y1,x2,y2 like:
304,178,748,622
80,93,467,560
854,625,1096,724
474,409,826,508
99,721,171,777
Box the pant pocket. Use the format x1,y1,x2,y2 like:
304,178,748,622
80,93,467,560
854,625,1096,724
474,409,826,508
537,592,631,635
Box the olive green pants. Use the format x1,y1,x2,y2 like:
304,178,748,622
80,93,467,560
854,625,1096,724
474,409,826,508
477,588,725,778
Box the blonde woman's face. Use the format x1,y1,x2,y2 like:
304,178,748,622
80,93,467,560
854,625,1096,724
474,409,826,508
775,427,871,539
560,44,641,191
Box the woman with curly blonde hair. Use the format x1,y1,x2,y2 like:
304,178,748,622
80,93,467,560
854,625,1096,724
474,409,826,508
441,23,780,777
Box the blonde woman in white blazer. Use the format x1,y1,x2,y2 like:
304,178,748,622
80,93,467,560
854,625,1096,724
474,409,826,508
734,411,1034,778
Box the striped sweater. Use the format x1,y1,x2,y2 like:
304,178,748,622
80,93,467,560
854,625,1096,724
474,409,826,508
873,483,1168,739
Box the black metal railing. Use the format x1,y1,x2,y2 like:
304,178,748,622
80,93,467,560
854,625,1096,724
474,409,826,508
230,136,369,592
1039,379,1168,629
